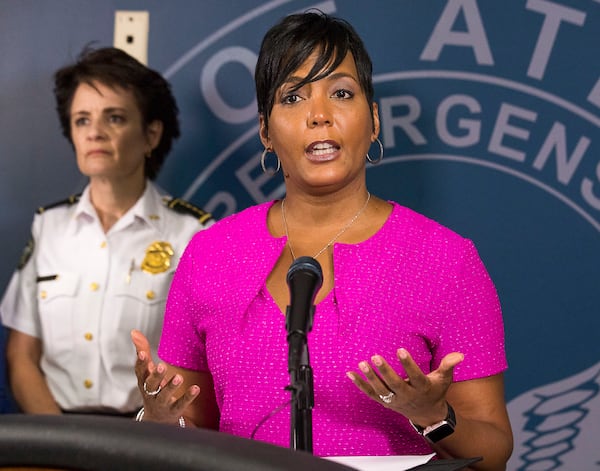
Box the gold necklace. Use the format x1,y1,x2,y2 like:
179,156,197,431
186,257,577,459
281,192,371,260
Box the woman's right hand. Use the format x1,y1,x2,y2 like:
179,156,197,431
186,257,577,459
131,329,201,425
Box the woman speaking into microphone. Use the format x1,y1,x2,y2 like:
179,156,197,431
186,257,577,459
132,10,512,470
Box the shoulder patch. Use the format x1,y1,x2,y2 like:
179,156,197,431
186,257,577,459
164,197,213,225
37,194,80,214
17,237,34,270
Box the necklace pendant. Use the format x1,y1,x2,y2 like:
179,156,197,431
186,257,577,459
281,192,371,261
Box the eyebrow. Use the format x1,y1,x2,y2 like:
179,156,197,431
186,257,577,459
71,107,128,116
283,71,359,87
103,107,128,114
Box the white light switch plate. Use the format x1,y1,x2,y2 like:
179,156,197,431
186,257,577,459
113,10,149,65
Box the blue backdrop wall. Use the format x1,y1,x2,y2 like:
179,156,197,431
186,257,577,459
1,1,598,469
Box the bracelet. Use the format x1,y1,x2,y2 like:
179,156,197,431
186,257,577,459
134,407,186,428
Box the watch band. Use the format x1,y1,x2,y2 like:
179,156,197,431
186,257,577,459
410,402,456,443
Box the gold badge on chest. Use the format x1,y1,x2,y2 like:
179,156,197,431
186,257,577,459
141,241,174,274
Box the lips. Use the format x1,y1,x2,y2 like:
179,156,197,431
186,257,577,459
86,149,110,157
306,140,340,161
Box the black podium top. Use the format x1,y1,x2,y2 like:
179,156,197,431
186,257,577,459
0,414,481,471
0,414,353,471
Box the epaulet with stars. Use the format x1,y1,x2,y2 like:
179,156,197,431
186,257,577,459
36,194,81,214
163,197,213,225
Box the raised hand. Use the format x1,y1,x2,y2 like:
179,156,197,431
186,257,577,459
131,329,200,425
347,348,464,426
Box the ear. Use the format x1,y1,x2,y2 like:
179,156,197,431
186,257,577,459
146,120,163,151
259,114,271,149
371,102,380,142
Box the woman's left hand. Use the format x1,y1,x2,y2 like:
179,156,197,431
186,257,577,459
347,348,464,426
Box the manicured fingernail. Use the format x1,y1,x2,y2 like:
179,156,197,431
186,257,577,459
157,363,165,374
173,375,182,386
346,372,356,381
138,351,146,361
359,361,370,373
371,355,383,366
397,348,408,359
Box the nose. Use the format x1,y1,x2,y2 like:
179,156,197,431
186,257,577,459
307,95,333,128
86,118,108,140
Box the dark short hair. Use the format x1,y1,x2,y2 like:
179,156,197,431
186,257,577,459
53,46,180,180
255,11,374,132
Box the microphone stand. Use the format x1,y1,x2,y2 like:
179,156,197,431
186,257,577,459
285,256,321,454
287,330,314,453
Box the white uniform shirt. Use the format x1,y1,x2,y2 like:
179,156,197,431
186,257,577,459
0,181,213,413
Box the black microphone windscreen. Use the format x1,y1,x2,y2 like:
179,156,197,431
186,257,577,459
286,256,323,286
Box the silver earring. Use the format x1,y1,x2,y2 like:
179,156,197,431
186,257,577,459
261,148,281,175
366,138,384,164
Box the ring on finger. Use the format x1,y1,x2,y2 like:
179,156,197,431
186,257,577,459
379,391,395,404
143,380,162,396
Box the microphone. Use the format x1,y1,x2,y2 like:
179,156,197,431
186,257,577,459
285,256,323,373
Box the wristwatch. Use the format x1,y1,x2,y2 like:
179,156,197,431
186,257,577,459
410,402,456,443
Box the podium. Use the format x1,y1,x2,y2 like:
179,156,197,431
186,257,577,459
0,414,351,471
0,414,480,470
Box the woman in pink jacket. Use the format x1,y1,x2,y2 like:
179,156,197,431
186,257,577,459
132,10,513,470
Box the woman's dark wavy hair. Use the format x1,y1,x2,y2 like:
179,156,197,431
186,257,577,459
255,10,374,132
53,46,180,180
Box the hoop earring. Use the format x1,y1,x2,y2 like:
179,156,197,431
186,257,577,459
261,148,281,175
366,138,384,164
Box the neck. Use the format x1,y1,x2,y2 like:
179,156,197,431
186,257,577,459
281,190,371,260
282,183,369,220
89,177,146,232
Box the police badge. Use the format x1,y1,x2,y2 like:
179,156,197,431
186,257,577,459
141,241,174,274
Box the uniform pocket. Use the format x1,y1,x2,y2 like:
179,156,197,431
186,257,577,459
113,270,172,306
38,272,79,300
111,270,174,348
38,272,80,361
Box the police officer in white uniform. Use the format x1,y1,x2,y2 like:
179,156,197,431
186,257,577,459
0,47,213,415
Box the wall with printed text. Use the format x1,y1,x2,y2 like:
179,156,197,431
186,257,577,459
1,1,598,468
